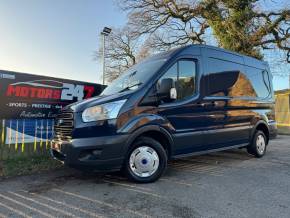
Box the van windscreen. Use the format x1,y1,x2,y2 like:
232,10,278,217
101,58,167,96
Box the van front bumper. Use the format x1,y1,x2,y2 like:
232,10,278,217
50,135,128,172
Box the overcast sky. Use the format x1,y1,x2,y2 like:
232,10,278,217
0,0,289,90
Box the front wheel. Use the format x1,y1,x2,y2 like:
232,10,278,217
247,130,267,158
124,137,167,183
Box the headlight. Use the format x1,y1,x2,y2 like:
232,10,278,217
82,99,127,122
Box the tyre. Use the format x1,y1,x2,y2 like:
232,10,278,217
124,137,167,183
247,130,267,158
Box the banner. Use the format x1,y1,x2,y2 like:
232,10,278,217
0,70,104,119
0,70,104,146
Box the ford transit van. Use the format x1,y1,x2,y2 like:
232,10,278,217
51,45,277,183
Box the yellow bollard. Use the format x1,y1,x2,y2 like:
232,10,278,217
15,120,18,151
46,120,49,149
21,120,25,153
34,120,37,152
8,120,12,148
40,120,43,149
1,119,5,144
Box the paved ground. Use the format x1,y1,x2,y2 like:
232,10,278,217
0,135,290,218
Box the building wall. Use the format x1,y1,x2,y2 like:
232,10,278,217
275,90,290,134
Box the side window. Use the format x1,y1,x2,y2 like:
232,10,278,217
244,67,271,98
157,63,178,90
157,59,196,103
178,60,196,99
262,70,271,93
207,57,245,97
207,57,271,99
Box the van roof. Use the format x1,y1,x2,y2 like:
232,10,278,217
161,44,268,66
190,44,266,60
145,44,269,70
185,44,267,63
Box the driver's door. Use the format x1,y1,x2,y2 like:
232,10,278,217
157,59,207,155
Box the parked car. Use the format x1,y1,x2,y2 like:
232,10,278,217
51,45,277,183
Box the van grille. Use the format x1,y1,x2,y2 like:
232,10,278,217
54,111,74,141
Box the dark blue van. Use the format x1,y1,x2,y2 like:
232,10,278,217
51,45,277,183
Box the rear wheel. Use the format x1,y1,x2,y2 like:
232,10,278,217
247,130,267,158
124,137,167,183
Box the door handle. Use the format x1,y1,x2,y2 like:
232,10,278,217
197,101,217,107
197,103,206,107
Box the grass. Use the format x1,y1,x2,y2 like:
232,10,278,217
0,155,63,178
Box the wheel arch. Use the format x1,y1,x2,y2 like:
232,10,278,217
251,120,270,143
124,125,174,158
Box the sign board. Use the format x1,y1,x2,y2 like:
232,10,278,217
0,70,104,119
0,70,104,146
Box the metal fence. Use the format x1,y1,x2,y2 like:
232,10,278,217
0,119,53,160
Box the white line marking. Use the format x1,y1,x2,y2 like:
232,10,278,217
159,178,193,187
9,192,79,218
103,180,164,198
104,175,153,191
103,179,153,191
0,193,53,218
52,189,150,218
0,201,29,218
171,166,224,176
21,191,104,218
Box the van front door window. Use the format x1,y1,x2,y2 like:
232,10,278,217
157,59,196,103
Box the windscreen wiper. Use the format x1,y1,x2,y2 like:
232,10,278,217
119,82,142,93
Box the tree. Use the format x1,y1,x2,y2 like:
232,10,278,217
119,0,290,63
96,27,152,82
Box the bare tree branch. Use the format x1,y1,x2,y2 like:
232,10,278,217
96,26,153,81
118,0,290,65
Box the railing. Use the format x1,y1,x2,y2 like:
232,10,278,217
0,119,54,160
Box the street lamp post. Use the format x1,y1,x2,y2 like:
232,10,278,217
101,27,112,85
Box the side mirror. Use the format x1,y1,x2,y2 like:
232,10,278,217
157,78,176,102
